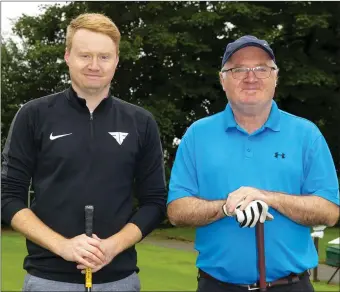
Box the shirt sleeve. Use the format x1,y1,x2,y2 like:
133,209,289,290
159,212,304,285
167,125,198,205
1,102,37,224
128,114,167,238
302,134,339,205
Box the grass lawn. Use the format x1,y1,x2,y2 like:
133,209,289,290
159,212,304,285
151,226,340,263
1,231,197,291
2,231,27,291
138,243,197,290
2,231,339,291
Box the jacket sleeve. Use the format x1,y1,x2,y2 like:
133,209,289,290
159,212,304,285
128,114,167,238
1,102,37,225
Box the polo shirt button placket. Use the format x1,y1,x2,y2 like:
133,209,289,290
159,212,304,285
245,138,253,158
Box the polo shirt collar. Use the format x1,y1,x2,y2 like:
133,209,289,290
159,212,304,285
224,100,281,132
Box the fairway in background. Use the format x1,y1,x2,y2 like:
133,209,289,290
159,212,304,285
151,227,340,263
1,231,27,291
2,231,339,291
1,231,197,291
137,243,197,290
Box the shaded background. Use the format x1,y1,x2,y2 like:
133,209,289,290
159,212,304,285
2,1,339,185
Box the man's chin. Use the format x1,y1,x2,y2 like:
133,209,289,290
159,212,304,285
240,99,260,106
232,98,265,110
83,84,106,92
235,98,272,113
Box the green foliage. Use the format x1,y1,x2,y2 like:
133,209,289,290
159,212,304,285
1,1,339,178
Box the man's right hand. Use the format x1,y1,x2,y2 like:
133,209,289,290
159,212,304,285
58,234,105,268
234,200,274,227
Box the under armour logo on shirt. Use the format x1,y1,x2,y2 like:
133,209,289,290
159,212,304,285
108,132,129,145
274,152,285,159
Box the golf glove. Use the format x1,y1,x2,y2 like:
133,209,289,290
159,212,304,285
224,200,274,228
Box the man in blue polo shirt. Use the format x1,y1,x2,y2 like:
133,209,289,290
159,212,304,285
167,35,339,292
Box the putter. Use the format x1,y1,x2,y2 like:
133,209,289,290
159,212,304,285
85,205,94,292
256,222,266,292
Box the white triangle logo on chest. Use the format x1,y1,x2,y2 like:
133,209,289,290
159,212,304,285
108,132,129,145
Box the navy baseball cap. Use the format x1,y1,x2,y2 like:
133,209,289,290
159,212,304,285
221,35,275,68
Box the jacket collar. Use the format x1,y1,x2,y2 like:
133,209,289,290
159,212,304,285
65,86,112,113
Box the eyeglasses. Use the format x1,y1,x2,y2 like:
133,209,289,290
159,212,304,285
221,66,278,80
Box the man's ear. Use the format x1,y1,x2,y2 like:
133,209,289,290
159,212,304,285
275,67,279,87
219,71,227,91
115,55,119,67
64,48,70,65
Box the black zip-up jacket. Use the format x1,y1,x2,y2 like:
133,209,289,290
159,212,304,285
1,87,167,283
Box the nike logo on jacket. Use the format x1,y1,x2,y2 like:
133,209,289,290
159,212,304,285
49,133,73,140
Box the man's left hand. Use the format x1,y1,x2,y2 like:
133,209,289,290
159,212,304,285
77,234,119,273
224,186,272,215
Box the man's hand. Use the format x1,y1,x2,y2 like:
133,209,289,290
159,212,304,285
77,234,119,273
58,234,105,269
224,186,272,215
223,200,274,228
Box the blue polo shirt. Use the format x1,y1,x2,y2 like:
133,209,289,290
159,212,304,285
168,100,339,284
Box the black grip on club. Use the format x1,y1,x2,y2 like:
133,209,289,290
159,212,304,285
85,205,94,237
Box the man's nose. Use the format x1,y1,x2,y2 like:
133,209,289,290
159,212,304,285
88,58,100,70
243,69,258,82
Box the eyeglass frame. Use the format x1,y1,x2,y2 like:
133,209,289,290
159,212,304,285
221,66,278,80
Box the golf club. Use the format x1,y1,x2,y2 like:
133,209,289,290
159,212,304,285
85,205,94,292
256,222,266,291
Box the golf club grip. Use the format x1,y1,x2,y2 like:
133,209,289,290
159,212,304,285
85,205,94,292
85,205,94,237
256,222,267,292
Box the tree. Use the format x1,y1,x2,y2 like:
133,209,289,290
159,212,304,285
2,1,339,179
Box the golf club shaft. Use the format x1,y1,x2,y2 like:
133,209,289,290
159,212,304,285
256,222,266,292
85,205,94,292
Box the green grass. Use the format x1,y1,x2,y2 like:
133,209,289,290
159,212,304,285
1,231,27,291
1,231,197,291
312,281,340,292
2,231,339,291
151,226,340,263
138,242,197,290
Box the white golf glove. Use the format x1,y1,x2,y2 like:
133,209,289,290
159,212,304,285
223,200,274,228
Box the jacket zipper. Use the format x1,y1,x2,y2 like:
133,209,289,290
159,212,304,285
90,112,94,139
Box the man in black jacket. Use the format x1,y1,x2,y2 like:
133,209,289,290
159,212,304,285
1,13,167,291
